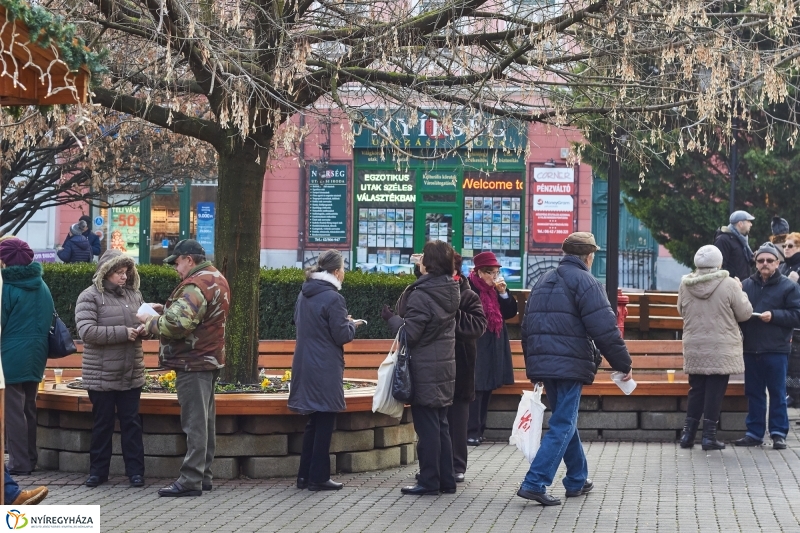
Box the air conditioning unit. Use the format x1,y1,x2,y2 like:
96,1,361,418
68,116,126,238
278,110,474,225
560,147,570,159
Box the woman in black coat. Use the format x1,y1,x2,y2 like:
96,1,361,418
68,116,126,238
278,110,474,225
448,254,486,482
388,241,460,495
288,250,358,491
467,251,518,445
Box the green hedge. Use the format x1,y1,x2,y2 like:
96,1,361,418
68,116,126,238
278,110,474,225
42,264,413,340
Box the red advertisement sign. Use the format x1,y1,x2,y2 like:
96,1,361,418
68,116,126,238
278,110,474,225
530,166,576,247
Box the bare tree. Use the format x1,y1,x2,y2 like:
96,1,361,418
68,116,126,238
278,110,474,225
29,0,800,382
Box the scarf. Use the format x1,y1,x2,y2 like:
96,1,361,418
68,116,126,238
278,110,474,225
728,223,754,264
469,270,503,336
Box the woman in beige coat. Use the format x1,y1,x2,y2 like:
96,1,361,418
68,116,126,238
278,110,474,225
677,245,752,450
75,250,149,488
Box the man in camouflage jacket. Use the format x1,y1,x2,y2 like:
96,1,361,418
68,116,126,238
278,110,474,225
138,239,230,497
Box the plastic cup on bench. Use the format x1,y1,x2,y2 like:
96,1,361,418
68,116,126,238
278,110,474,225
54,368,63,384
667,369,675,383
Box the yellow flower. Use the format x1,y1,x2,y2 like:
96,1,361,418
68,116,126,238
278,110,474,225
261,378,270,389
282,370,292,382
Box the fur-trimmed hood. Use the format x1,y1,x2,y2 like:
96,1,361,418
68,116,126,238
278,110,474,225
681,269,728,299
92,249,140,291
1,261,44,290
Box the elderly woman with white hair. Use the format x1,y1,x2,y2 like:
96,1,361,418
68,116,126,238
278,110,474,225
677,245,753,450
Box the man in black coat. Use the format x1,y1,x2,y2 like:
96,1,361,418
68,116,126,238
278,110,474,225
734,242,800,450
63,216,101,259
517,232,633,507
713,210,755,281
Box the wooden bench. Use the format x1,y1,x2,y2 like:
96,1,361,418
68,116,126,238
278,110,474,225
47,338,735,397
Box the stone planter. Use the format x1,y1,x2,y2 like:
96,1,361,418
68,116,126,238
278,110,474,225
35,386,416,479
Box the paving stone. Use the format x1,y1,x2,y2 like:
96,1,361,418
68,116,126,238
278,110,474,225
112,433,187,456
401,407,413,424
37,409,60,428
720,411,747,431
641,411,686,429
337,447,401,473
603,429,677,441
488,395,521,411
240,455,336,478
603,396,679,412
37,448,59,470
336,412,400,430
482,429,511,441
374,424,416,447
288,429,373,454
486,410,516,429
37,427,92,452
141,414,183,433
399,443,416,465
216,434,288,456
577,412,638,429
216,415,239,434
680,395,749,412
240,415,308,435
59,451,90,473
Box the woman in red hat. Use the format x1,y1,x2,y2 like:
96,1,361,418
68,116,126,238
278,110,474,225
466,251,518,445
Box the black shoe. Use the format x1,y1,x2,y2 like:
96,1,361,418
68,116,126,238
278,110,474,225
565,479,594,498
679,417,700,449
158,482,202,497
296,478,308,489
455,473,465,483
85,475,108,488
701,419,725,450
440,487,457,494
772,435,787,450
401,484,439,495
203,484,212,491
733,435,763,447
467,438,481,446
308,480,343,491
129,475,144,488
516,487,561,506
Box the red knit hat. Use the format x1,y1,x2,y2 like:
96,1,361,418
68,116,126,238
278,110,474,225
0,238,34,267
472,251,501,270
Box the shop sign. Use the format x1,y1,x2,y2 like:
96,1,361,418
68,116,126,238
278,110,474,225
353,110,526,151
462,174,523,194
308,165,348,243
531,166,575,245
109,205,140,261
196,202,215,254
421,171,458,191
356,171,416,205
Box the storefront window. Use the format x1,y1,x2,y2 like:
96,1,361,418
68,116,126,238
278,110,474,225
461,171,523,283
106,195,141,263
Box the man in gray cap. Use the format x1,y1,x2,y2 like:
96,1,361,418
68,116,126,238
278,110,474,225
714,210,755,281
735,242,800,450
517,232,633,506
136,239,230,496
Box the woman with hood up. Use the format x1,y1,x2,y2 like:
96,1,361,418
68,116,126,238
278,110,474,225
75,250,152,488
288,250,359,492
677,245,752,451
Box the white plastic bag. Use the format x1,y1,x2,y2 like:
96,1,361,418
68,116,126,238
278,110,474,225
508,383,546,463
372,331,405,419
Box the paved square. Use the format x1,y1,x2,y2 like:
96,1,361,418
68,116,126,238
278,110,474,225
10,411,800,532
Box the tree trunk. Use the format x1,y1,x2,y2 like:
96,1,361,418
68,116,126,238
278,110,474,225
215,144,267,384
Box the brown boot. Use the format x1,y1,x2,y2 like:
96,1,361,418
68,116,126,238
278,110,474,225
11,486,48,505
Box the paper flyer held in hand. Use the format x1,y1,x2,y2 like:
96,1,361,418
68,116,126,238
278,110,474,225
137,303,159,317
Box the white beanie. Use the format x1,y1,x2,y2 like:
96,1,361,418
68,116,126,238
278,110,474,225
694,245,723,269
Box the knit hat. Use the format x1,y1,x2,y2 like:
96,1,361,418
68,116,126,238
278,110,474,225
70,222,87,236
694,245,723,269
473,251,501,270
562,232,601,255
0,238,34,267
772,216,789,236
755,242,782,261
730,210,755,224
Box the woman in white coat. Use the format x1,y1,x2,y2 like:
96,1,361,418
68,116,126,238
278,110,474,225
677,245,752,450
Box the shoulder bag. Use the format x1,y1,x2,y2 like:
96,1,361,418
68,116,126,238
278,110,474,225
48,311,77,359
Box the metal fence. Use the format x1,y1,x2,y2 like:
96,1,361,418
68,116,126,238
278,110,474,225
619,248,657,290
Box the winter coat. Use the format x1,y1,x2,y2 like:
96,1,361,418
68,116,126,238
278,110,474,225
741,270,800,354
522,255,632,384
714,226,753,282
0,262,53,384
677,269,752,375
779,253,800,282
388,274,460,408
63,230,101,257
75,250,146,391
454,277,487,402
58,234,93,263
468,279,517,391
288,272,356,415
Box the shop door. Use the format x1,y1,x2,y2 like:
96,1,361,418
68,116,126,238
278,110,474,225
416,206,461,253
139,183,191,264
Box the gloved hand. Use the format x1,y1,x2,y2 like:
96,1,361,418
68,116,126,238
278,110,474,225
381,304,394,322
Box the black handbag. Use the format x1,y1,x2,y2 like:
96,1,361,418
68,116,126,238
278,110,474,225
391,327,414,403
48,311,77,359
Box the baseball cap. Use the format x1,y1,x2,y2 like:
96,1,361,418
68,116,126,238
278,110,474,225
730,210,755,224
164,239,206,265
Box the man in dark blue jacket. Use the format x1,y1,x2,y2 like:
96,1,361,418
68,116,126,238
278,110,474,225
517,232,633,507
734,242,800,450
62,216,100,258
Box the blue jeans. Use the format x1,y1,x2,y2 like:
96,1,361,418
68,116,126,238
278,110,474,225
744,353,789,440
521,379,587,494
4,466,21,504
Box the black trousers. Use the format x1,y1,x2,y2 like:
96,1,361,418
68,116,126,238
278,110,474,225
297,412,336,483
447,399,469,474
87,387,144,478
467,390,492,439
412,405,455,491
686,374,730,422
